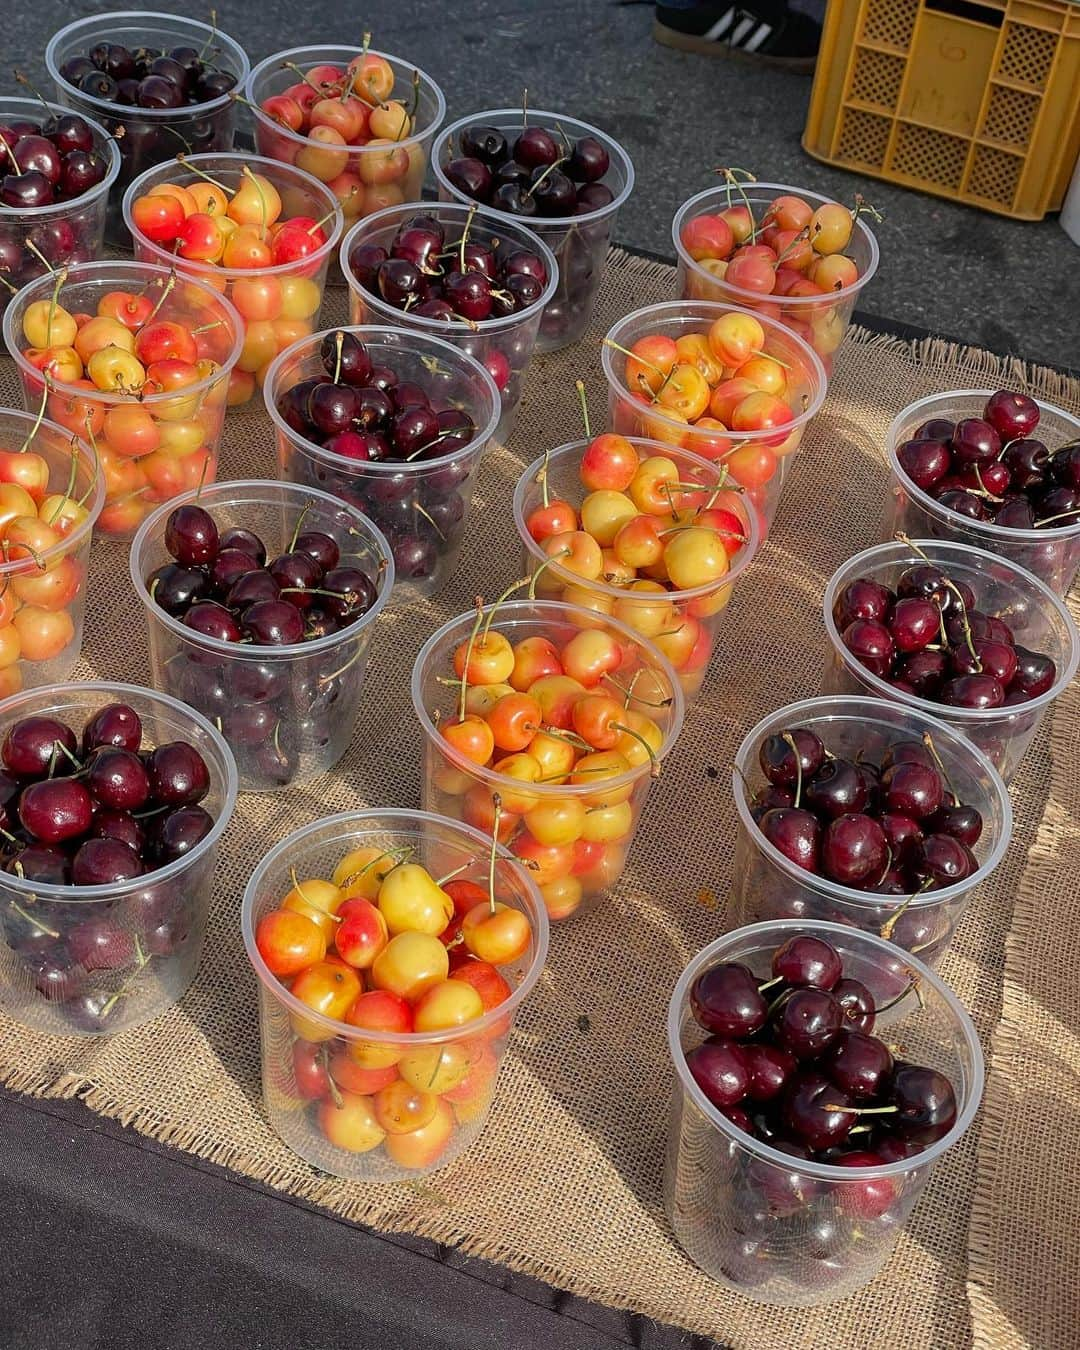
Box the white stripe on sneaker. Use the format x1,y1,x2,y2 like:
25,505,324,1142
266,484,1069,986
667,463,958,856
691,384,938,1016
729,15,757,45
743,20,773,50
703,8,736,39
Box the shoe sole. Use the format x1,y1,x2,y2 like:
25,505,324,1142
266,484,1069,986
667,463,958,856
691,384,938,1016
653,19,817,73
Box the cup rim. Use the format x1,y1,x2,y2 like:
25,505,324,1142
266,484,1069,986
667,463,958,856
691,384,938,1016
340,201,560,336
886,389,1080,544
0,96,121,218
823,538,1080,721
668,918,984,1181
241,807,550,1043
263,323,501,475
671,182,881,308
244,44,447,152
45,10,251,121
0,411,106,571
600,300,827,445
2,259,245,406
129,478,396,659
410,598,686,797
121,152,344,279
432,107,635,228
731,695,1013,908
0,680,238,901
512,436,762,602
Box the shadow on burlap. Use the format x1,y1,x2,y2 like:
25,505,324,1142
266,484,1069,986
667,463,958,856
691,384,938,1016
0,250,1077,1350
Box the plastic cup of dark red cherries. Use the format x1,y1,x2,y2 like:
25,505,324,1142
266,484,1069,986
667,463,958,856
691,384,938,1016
0,96,120,317
884,388,1080,597
130,479,394,793
0,681,237,1036
665,920,984,1305
730,696,1012,964
340,202,558,442
822,539,1079,782
265,324,500,596
432,108,634,352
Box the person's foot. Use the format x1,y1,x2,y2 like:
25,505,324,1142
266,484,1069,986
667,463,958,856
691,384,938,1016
653,1,821,71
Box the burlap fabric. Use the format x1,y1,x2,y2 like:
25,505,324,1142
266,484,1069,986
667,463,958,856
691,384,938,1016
0,249,1076,1349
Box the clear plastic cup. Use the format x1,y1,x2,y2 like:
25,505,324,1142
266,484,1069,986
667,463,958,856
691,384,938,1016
340,201,558,442
822,539,1080,782
0,96,120,318
2,259,243,540
265,324,500,597
122,152,343,408
45,11,250,237
672,183,880,376
884,390,1080,598
411,599,685,923
0,409,105,697
729,696,1012,963
512,438,761,701
241,808,548,1181
129,479,394,792
665,919,983,1305
601,300,827,529
0,680,237,1036
432,108,634,352
244,44,445,237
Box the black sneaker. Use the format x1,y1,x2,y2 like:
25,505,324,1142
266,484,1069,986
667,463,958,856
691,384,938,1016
654,1,821,71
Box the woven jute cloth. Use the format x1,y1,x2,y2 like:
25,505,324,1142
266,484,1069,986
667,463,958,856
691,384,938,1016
0,249,1077,1350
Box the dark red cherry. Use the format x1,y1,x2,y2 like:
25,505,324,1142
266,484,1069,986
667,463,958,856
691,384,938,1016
293,530,340,572
1001,438,1048,492
822,1029,893,1100
897,437,950,492
1010,646,1056,697
71,837,144,886
568,135,609,182
69,915,136,968
772,988,843,1058
226,570,279,611
242,599,305,645
758,728,825,787
781,1070,853,1150
86,747,150,812
803,758,868,819
910,833,977,887
888,1062,958,1143
740,1042,796,1102
218,527,267,564
165,504,218,566
759,808,821,871
459,124,508,164
941,674,1005,709
879,812,923,856
319,331,373,387
146,743,210,806
833,1154,899,1218
951,417,1001,465
983,390,1039,442
888,596,940,653
148,562,210,616
210,548,260,595
513,126,560,169
3,716,78,777
770,935,841,990
89,809,145,854
745,1139,819,1215
151,804,213,862
82,703,141,755
842,619,894,678
898,648,947,697
183,602,241,643
748,784,793,822
938,488,989,520
445,156,492,201
834,977,875,1033
821,813,888,887
689,962,767,1039
19,778,93,843
268,552,323,610
685,1038,748,1108
925,801,982,847
881,761,943,819
1049,443,1080,491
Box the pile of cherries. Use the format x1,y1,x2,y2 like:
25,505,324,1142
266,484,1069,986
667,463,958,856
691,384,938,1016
0,111,109,288
444,122,613,220
58,42,236,110
0,703,216,1032
896,389,1080,531
257,844,532,1171
750,724,981,912
146,500,379,790
682,934,957,1292
276,330,479,583
348,210,549,394
835,559,1057,711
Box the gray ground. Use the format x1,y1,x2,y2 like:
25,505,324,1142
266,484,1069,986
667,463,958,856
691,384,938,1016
10,0,1080,370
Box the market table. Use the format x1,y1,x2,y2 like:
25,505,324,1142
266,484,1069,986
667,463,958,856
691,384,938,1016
0,248,1077,1350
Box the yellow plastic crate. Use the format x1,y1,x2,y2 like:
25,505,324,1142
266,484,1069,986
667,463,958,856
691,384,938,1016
802,0,1080,219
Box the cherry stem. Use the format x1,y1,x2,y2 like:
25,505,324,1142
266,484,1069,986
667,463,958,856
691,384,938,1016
879,877,934,941
23,237,58,276
774,225,810,268
895,533,980,671
575,379,590,439
434,859,473,887
19,375,51,456
523,154,569,203
145,270,178,325
281,61,325,93
713,166,758,231
320,1044,345,1110
521,86,528,129
824,1102,897,1115
0,135,19,172
316,641,366,688
527,548,571,600
487,794,502,915
782,732,803,809
535,444,552,509
288,866,341,922
480,577,530,645
197,9,220,61
528,723,592,751
757,975,783,993
331,330,344,385
602,336,665,380
175,154,231,195
8,900,59,938
876,974,922,1015
1034,510,1080,528
340,846,412,888
458,597,486,724
459,203,478,274
601,672,671,709
920,732,954,798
